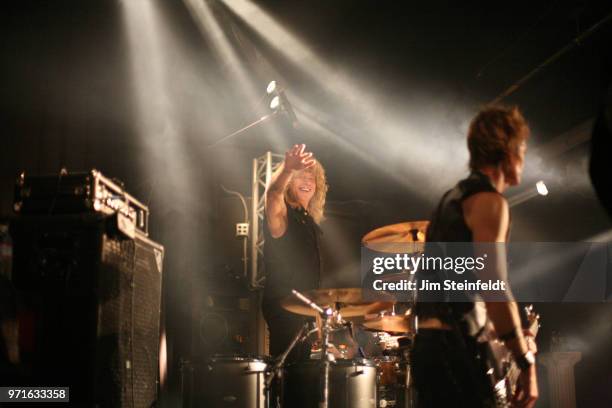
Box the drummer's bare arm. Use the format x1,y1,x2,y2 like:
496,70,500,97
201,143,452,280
265,144,315,238
464,192,528,357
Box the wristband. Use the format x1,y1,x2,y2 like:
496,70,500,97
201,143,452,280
515,350,536,371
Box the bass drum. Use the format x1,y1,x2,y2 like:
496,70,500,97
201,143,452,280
197,355,269,408
283,358,377,408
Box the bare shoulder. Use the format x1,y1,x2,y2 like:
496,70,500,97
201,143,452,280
463,192,509,241
464,192,508,215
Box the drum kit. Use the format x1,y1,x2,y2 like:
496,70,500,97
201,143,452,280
190,222,428,408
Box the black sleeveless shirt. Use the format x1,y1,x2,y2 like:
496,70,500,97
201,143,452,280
262,203,322,312
416,171,500,322
426,171,499,242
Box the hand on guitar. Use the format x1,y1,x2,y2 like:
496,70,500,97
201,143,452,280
513,364,538,408
524,334,538,354
513,325,539,407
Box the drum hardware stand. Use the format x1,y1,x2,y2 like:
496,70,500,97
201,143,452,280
290,289,339,408
264,321,317,391
319,308,334,408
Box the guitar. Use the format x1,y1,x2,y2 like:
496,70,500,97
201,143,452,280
482,305,540,407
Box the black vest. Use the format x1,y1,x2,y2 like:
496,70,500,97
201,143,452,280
426,171,499,242
416,171,500,322
262,203,322,308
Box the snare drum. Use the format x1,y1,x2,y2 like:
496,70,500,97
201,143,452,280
197,355,269,408
283,358,377,408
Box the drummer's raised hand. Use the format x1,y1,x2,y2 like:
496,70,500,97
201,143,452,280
266,144,314,238
284,144,315,172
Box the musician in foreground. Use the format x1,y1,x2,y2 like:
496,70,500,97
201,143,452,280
262,144,327,361
413,106,538,407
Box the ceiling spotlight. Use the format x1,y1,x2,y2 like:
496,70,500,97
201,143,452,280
266,80,277,94
536,180,548,196
269,95,280,110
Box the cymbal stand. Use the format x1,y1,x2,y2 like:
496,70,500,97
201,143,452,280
265,321,316,391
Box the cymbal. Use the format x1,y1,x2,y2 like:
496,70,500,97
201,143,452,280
281,288,394,318
362,221,429,253
363,315,413,334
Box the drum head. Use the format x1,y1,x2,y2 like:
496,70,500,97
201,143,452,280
208,354,269,364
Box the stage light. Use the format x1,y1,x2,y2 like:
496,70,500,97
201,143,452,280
536,180,549,196
267,80,277,94
209,84,289,147
509,181,550,207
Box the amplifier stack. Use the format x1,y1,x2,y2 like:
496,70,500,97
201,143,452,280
9,169,163,408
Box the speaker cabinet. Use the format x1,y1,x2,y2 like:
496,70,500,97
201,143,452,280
10,214,164,407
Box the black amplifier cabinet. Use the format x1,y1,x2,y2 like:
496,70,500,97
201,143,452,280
197,293,252,355
10,214,164,408
194,269,253,357
14,169,149,236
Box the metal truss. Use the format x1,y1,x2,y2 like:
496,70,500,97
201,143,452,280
249,151,283,356
250,151,284,288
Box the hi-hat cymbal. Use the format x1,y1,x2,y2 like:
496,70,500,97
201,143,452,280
362,221,429,253
363,315,413,334
281,288,394,317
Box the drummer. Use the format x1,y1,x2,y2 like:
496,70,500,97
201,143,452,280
262,144,328,361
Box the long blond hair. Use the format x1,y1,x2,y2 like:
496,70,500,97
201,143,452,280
275,160,328,224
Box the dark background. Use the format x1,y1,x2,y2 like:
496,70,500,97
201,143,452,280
1,0,612,406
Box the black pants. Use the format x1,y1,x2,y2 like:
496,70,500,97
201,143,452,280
412,329,495,408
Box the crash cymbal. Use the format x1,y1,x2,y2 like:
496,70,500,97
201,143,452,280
363,315,413,334
362,221,429,254
281,288,394,318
